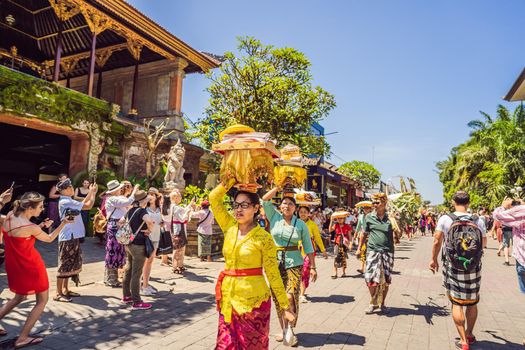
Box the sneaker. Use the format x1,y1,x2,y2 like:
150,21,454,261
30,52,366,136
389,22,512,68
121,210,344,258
454,340,469,350
299,295,309,304
365,304,377,314
132,302,152,310
466,335,476,345
140,287,155,296
147,285,158,293
121,296,133,304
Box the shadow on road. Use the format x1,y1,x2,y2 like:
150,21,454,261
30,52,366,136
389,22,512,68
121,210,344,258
384,298,449,325
307,295,354,304
183,271,215,283
0,292,216,349
479,330,525,349
298,332,366,348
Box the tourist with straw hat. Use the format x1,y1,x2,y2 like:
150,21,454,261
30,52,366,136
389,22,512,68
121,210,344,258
103,180,139,287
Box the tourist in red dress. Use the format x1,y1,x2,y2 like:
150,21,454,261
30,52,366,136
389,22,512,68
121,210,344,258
0,192,72,349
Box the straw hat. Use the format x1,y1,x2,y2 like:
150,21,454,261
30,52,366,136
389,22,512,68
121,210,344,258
106,180,124,194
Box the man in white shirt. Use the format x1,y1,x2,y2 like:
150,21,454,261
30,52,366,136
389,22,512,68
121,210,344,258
56,178,97,302
429,191,486,350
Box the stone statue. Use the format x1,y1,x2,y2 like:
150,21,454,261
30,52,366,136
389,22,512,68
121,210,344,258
164,139,186,191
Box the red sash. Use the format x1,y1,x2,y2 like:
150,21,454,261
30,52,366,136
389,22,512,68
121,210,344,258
215,268,263,310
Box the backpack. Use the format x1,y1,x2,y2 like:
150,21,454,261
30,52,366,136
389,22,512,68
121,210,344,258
444,213,483,271
116,208,145,245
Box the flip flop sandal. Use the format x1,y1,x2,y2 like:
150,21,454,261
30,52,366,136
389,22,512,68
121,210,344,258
15,337,44,349
0,329,7,336
331,275,338,279
53,295,72,303
66,291,81,297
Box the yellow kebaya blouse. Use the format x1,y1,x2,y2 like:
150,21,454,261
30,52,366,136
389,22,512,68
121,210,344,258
301,219,326,256
209,184,289,323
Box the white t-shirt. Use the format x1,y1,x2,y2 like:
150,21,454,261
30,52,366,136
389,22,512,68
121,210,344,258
436,212,487,237
58,196,85,241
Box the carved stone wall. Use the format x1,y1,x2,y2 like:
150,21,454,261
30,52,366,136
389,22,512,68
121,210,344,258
119,131,205,185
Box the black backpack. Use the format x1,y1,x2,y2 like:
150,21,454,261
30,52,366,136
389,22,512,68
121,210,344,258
444,214,483,271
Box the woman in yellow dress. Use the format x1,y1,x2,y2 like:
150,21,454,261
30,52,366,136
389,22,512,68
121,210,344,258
297,206,328,303
211,179,294,349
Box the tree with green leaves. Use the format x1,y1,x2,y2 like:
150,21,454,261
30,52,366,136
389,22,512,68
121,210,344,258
192,37,336,157
437,104,525,209
338,160,381,189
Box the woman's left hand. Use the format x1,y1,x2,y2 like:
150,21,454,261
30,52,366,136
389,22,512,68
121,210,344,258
310,268,318,282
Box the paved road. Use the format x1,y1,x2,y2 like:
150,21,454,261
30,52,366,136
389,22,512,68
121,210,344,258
0,234,523,349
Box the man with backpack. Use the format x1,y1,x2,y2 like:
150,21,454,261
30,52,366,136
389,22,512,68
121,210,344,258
429,191,486,350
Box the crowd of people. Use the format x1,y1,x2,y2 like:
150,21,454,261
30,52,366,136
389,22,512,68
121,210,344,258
0,174,523,349
0,175,215,348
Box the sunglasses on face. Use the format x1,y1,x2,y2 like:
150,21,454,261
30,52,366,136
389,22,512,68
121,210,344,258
232,202,254,210
372,201,381,205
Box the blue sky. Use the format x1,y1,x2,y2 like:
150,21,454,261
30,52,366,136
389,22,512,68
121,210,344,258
129,0,524,204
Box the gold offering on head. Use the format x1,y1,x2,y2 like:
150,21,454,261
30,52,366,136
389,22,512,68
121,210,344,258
331,211,351,219
295,190,321,207
212,124,279,192
274,144,307,189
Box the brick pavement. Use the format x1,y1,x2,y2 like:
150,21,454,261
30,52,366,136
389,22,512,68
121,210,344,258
0,235,523,349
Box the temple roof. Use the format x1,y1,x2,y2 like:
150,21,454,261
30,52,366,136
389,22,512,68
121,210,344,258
504,66,525,102
0,0,220,79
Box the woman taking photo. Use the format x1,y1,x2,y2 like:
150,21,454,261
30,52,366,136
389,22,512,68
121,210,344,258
168,190,194,274
104,180,139,287
141,188,162,296
121,190,154,310
0,192,72,348
211,180,293,349
262,187,316,347
74,179,91,234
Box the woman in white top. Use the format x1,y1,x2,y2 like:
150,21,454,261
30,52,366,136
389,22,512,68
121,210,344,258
169,190,195,274
191,199,215,262
141,188,162,296
103,180,139,287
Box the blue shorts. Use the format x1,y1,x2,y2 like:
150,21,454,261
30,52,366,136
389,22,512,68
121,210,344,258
502,230,513,248
517,261,525,294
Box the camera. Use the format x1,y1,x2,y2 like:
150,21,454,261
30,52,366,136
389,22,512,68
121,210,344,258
64,208,81,220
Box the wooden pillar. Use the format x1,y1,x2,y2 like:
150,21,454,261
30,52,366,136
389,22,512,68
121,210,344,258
69,136,90,177
86,32,97,96
130,60,139,113
168,57,189,114
96,68,103,99
53,20,63,82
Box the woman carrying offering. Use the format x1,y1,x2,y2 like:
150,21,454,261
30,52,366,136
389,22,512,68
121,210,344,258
262,187,316,347
211,179,294,350
297,206,327,303
330,215,353,279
